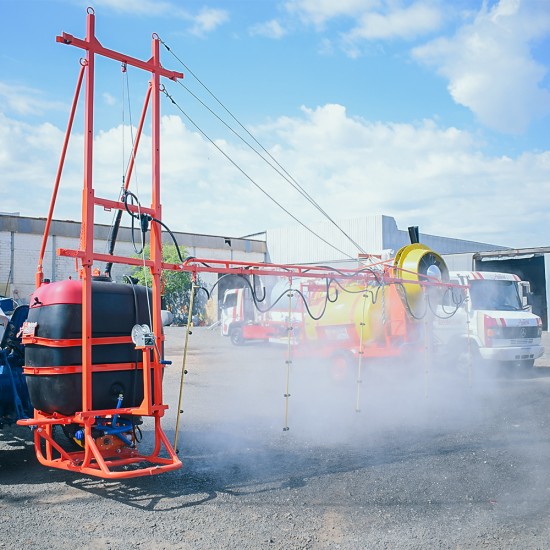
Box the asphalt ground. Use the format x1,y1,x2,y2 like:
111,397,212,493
1,327,550,549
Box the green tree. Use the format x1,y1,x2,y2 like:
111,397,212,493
130,244,206,325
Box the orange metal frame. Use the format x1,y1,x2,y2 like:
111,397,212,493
19,7,183,478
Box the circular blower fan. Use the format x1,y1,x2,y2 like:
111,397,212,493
393,244,449,311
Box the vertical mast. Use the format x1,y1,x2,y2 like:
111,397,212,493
81,8,96,411
150,35,163,393
151,34,162,404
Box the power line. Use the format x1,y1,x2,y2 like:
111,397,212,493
158,37,368,257
161,87,356,261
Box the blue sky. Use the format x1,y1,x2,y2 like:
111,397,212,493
1,0,549,252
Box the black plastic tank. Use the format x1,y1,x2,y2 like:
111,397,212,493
25,278,155,415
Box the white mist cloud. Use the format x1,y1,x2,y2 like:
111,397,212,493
1,103,549,248
412,0,550,134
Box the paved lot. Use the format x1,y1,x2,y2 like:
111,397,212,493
1,327,550,549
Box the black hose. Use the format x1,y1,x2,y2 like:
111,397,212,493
105,209,123,277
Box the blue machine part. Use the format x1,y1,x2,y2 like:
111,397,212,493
0,305,32,427
0,297,16,316
73,394,136,447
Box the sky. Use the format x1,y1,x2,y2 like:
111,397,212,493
1,0,549,252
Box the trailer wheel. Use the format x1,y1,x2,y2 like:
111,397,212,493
329,352,354,382
230,326,245,346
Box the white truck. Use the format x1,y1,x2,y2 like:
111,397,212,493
435,271,543,369
221,286,300,345
221,287,257,344
221,287,283,345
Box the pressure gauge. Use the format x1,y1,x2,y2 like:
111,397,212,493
131,324,154,347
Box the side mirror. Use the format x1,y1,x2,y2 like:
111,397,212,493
521,291,535,312
518,282,531,309
522,291,534,312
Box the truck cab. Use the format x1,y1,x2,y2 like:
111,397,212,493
435,271,543,369
221,288,256,344
221,285,301,345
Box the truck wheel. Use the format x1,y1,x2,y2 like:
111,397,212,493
230,327,245,346
451,339,480,375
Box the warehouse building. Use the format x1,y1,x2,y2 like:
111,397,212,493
265,214,503,265
0,213,267,305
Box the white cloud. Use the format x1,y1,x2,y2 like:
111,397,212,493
345,2,442,41
285,0,443,42
0,112,82,217
318,38,335,56
103,92,116,106
249,19,287,39
188,8,230,37
285,0,379,29
160,104,550,247
2,103,549,248
412,0,550,134
91,0,175,17
91,0,229,35
0,82,66,116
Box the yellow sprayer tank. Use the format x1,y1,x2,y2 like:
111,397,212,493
303,280,407,349
300,244,449,356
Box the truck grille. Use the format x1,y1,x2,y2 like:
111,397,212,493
502,326,541,339
510,338,534,346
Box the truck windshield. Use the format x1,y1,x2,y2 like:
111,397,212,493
222,293,237,309
469,280,522,311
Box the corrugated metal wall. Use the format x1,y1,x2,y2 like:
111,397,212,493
267,214,504,264
266,216,384,265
